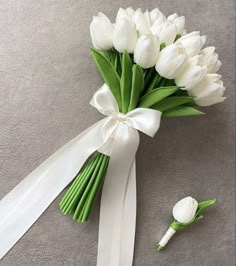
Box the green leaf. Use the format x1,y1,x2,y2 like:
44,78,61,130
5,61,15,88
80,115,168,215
160,43,166,50
146,74,161,92
144,67,156,88
170,220,187,231
191,215,204,225
197,199,216,216
162,106,205,118
90,48,121,110
152,96,194,112
157,77,167,87
128,65,144,111
98,50,110,61
120,51,133,113
114,52,122,76
174,34,182,42
139,87,179,108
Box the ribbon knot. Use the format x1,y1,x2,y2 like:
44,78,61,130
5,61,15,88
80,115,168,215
114,113,128,123
90,84,162,139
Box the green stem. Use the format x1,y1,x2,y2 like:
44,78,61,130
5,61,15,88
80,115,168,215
60,152,100,214
59,152,110,223
79,155,109,223
59,154,96,210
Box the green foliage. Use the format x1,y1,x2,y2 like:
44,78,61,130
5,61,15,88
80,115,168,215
120,51,133,113
128,65,144,111
90,48,205,118
139,87,179,108
90,48,121,110
152,96,194,112
162,106,205,118
197,199,216,216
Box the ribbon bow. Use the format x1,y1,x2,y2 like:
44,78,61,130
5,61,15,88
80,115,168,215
0,84,161,266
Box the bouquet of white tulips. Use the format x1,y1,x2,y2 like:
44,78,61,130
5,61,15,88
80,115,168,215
0,7,225,266
60,7,225,223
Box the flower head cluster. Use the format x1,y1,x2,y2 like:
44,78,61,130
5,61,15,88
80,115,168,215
90,8,225,106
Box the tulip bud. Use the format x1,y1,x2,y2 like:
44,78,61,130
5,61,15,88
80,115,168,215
132,9,150,35
116,8,130,23
134,34,160,68
150,8,166,25
175,56,207,90
155,43,188,79
167,13,179,21
144,10,152,27
151,21,177,46
188,74,226,106
90,13,114,50
113,18,138,53
173,196,198,224
199,47,221,73
167,13,185,35
176,31,207,57
126,7,135,18
116,7,136,23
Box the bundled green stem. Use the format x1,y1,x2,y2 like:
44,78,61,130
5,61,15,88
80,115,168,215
60,152,109,223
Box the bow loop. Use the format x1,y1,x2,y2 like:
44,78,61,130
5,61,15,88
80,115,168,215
90,84,119,116
90,84,162,138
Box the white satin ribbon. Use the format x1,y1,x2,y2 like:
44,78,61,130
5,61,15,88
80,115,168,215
0,84,161,265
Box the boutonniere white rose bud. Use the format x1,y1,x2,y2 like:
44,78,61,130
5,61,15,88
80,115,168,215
156,196,216,251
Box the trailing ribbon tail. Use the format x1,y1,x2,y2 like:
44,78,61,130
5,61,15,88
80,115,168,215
97,124,139,266
0,119,110,259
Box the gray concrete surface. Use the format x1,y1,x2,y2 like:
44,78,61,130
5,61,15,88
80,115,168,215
0,0,235,265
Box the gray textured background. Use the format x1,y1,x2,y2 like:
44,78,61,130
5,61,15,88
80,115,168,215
0,0,235,265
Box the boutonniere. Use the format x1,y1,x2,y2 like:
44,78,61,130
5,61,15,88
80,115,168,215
157,197,216,251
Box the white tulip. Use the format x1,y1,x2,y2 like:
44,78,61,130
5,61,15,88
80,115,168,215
90,13,114,50
188,74,226,106
199,47,221,73
150,8,166,25
113,18,138,53
176,31,206,57
167,13,179,21
132,9,150,35
157,196,198,250
175,56,207,90
155,43,188,79
134,34,160,68
126,7,136,18
151,21,177,46
173,196,198,224
116,7,135,23
116,8,130,22
144,10,152,27
167,13,185,35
